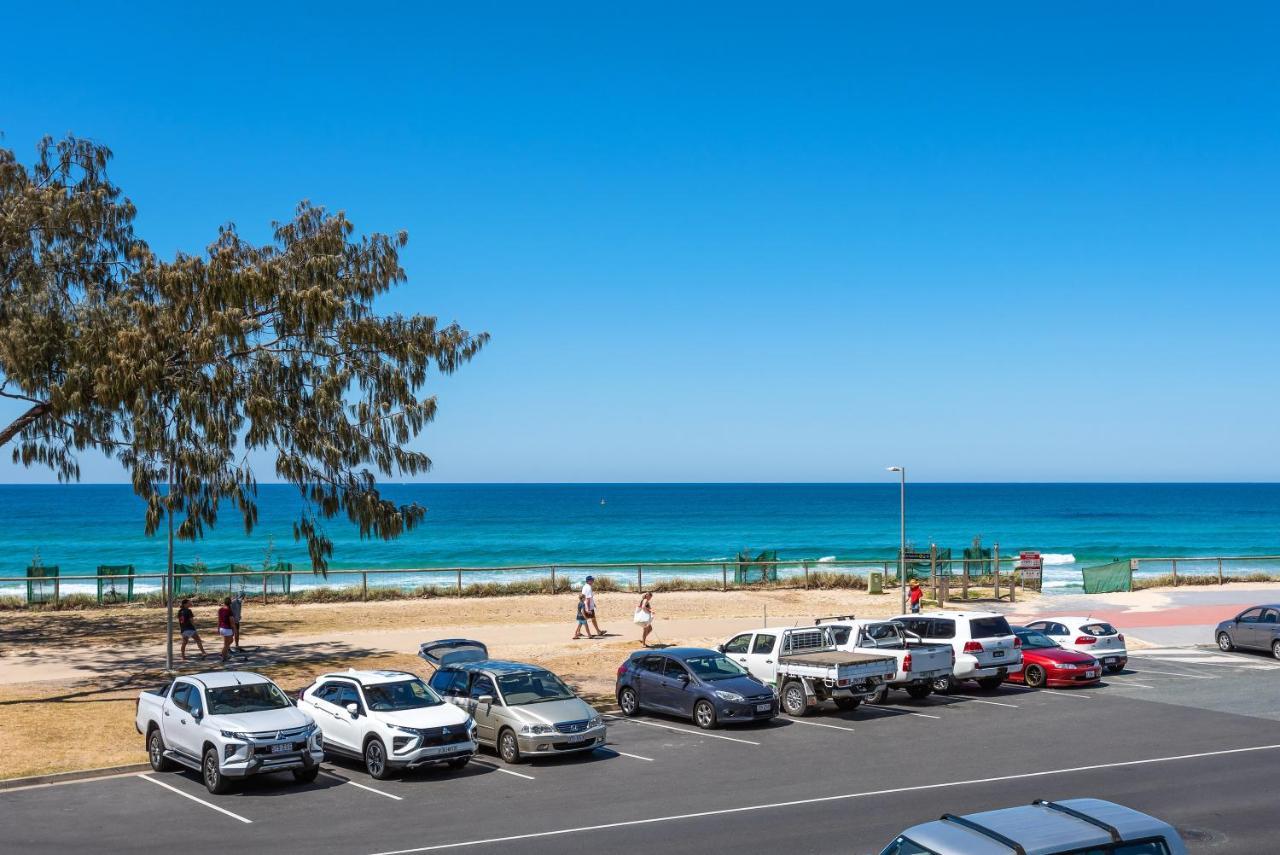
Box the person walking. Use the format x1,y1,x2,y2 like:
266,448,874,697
572,593,595,639
177,598,206,661
230,592,244,652
634,591,654,647
908,578,924,614
216,597,235,661
582,575,606,636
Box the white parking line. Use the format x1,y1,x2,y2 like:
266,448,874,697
610,750,655,762
605,716,761,745
951,696,1018,708
138,774,253,824
856,705,941,720
783,718,856,732
341,778,404,801
364,743,1280,854
1109,682,1155,689
471,761,535,780
1040,691,1093,700
1127,667,1217,679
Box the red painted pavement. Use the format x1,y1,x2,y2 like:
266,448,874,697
1008,602,1251,628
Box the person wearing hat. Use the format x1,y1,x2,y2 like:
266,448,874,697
908,578,924,614
582,575,605,636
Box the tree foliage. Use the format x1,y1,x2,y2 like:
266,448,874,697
1,135,487,571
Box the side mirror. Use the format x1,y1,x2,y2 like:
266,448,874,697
679,672,691,683
345,703,360,717
716,644,725,653
192,709,203,721
478,694,495,706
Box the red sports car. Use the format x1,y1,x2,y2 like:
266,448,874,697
1007,626,1102,688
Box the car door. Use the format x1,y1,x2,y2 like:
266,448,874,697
1234,608,1264,649
661,659,698,718
310,680,360,752
745,633,779,683
722,633,752,669
467,673,501,743
1260,609,1280,652
165,682,203,758
324,681,366,751
634,655,672,713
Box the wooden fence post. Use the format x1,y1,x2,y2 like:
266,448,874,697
929,544,938,602
637,565,643,592
722,563,728,591
993,543,1001,600
362,572,368,602
962,559,970,600
551,566,557,592
456,568,463,596
1171,559,1178,587
262,572,268,606
1217,557,1223,585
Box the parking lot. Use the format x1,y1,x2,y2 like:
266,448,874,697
5,645,1280,854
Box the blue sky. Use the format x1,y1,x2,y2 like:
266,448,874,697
2,3,1278,483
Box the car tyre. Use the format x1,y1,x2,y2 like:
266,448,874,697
1218,632,1234,652
905,684,933,700
1024,665,1047,689
975,676,1004,691
447,756,471,770
292,767,319,784
693,700,717,729
498,728,523,764
833,696,861,711
202,747,233,795
780,680,809,717
865,684,889,705
618,686,640,717
1273,640,1280,661
932,675,956,694
364,737,392,780
147,728,175,772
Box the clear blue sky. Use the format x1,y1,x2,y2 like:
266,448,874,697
2,3,1278,483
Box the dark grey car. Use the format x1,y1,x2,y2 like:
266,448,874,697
1216,604,1280,659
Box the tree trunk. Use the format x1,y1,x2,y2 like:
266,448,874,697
0,401,50,447
165,462,175,672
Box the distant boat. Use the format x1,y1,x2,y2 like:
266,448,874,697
600,498,606,506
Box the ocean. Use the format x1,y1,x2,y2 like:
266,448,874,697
1,483,1277,596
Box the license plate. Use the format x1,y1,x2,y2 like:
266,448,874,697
992,650,1005,659
756,703,771,712
565,734,588,743
1086,670,1097,678
1104,657,1118,665
270,743,290,754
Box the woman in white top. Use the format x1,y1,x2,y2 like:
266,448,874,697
635,592,654,647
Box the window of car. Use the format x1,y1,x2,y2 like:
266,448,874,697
170,683,192,712
683,654,748,681
1080,622,1118,636
497,670,576,705
207,682,292,715
638,655,667,674
314,681,344,703
722,634,752,655
187,687,204,717
1261,609,1279,624
469,674,498,701
751,634,777,655
428,669,469,697
1057,837,1172,854
862,623,902,646
896,618,928,637
878,836,938,855
969,616,1013,639
364,679,443,712
662,659,690,680
1014,629,1058,650
1239,608,1263,623
927,620,956,640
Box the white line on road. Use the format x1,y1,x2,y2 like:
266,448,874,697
606,716,760,745
138,774,253,824
340,778,404,800
1110,683,1155,689
364,743,1280,854
856,705,941,720
1127,667,1217,679
610,750,655,761
1040,691,1093,700
471,761,535,780
782,718,856,732
951,696,1019,708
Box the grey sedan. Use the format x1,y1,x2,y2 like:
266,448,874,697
1216,604,1280,659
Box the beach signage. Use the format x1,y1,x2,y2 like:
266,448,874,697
1016,550,1043,582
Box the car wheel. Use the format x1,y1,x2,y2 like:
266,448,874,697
833,696,860,711
932,675,956,694
447,756,471,770
147,728,175,772
975,676,1004,691
1273,640,1280,661
202,747,232,795
780,680,809,717
618,686,640,717
1218,632,1234,652
693,700,717,730
292,766,319,784
364,737,391,780
865,684,889,705
498,728,522,764
905,684,933,700
1024,665,1047,689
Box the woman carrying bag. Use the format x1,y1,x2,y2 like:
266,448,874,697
634,591,654,647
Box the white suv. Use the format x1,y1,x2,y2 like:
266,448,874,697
299,669,477,779
893,611,1023,692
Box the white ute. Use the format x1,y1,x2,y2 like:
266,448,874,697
894,611,1023,692
720,624,897,716
814,615,954,702
298,669,477,779
136,672,323,794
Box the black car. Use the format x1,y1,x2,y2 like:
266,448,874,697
1216,604,1280,659
616,647,778,729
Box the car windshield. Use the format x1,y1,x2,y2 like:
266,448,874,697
1015,630,1059,650
497,671,576,705
363,679,443,712
207,682,291,715
682,654,748,681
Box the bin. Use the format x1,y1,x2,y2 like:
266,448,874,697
868,571,884,595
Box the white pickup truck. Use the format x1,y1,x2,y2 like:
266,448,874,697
136,671,324,794
719,625,897,716
814,615,954,702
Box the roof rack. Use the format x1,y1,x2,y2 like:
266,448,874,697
813,614,856,625
939,814,1027,855
1033,800,1121,843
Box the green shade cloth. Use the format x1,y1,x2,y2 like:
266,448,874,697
1083,559,1131,594
26,564,59,604
735,550,778,584
97,564,134,603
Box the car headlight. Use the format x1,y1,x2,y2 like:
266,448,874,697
220,730,250,740
390,725,429,737
1056,663,1077,670
520,724,555,735
714,690,746,703
589,714,603,728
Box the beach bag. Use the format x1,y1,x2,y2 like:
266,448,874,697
633,608,651,625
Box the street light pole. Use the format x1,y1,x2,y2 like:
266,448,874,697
887,466,906,614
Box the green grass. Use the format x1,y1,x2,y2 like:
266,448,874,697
1133,571,1280,590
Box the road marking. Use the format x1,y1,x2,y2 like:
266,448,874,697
609,750,655,762
138,774,252,824
607,717,760,745
951,696,1018,708
1110,682,1155,689
471,761,535,780
1040,691,1093,699
1127,667,1217,679
363,743,1280,854
342,779,404,800
856,705,941,720
782,718,855,732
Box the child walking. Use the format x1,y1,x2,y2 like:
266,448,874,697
573,593,596,639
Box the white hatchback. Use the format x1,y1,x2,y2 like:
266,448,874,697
299,669,477,779
1023,616,1128,673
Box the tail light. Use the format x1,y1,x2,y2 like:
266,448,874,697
1075,636,1097,645
617,663,628,677
902,653,912,672
963,641,983,654
1117,633,1125,642
1013,636,1022,648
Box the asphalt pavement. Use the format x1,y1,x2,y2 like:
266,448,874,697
5,644,1280,854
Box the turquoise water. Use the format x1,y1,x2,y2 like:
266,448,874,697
1,483,1277,594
